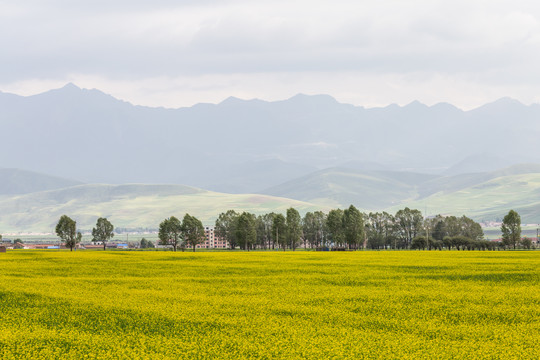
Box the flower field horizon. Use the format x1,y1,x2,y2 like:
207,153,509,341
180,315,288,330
1,251,539,359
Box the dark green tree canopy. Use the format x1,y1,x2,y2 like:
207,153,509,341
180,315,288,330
501,210,521,249
394,207,423,248
326,209,344,247
236,212,257,251
272,213,287,250
158,216,183,252
182,213,205,252
55,215,81,252
343,205,364,249
215,210,239,250
92,217,115,250
286,207,302,251
256,213,275,249
140,238,155,249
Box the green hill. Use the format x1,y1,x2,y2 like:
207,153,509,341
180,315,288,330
3,164,540,233
262,164,540,222
391,172,540,223
0,184,327,233
262,167,435,209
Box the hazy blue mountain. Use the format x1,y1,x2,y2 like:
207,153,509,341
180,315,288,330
179,159,317,193
2,84,540,191
0,168,82,195
442,154,514,176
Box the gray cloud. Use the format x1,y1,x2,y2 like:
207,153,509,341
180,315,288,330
1,1,540,108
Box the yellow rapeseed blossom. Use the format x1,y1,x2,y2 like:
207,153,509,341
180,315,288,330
0,251,538,359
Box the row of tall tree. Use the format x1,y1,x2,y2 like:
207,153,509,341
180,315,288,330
51,208,526,251
55,216,115,251
213,206,489,250
157,214,205,252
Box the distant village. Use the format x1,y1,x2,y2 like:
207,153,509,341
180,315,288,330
0,226,227,252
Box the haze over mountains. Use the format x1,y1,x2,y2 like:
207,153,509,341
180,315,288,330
1,84,540,232
2,84,540,189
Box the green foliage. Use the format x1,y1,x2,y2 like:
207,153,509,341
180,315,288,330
182,214,205,252
394,207,423,248
92,217,115,250
366,212,396,249
272,213,287,250
326,209,344,247
215,210,239,250
140,237,149,249
501,210,521,249
343,205,364,249
139,238,155,249
235,212,257,251
158,216,183,252
429,215,484,243
55,215,80,251
256,213,275,249
286,208,302,251
520,237,533,249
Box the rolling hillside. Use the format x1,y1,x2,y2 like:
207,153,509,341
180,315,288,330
2,164,540,233
261,167,435,209
393,172,540,223
0,184,327,233
262,164,540,223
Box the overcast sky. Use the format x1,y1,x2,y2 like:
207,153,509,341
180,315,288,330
1,0,540,109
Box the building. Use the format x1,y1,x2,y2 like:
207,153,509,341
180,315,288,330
196,226,229,249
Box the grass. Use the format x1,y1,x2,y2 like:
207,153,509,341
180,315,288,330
3,167,540,233
1,251,539,359
391,173,540,223
0,184,327,233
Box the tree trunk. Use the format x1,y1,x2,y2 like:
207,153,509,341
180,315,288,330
193,244,195,252
103,242,106,251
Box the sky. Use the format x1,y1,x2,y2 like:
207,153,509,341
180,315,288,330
1,0,540,109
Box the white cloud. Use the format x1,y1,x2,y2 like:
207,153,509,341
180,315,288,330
2,0,540,108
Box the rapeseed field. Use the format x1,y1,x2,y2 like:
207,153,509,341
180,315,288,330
0,251,538,359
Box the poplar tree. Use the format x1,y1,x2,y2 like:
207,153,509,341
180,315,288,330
501,210,521,249
236,212,257,251
182,214,205,252
158,216,183,252
343,205,364,250
286,208,302,251
55,215,81,251
92,217,114,250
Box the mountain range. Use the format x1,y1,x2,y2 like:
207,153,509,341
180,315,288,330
1,84,540,232
2,84,540,190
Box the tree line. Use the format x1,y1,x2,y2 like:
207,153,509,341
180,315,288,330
48,207,530,251
214,206,486,251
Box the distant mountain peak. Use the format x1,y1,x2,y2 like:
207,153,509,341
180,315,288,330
219,96,243,104
404,100,428,109
61,82,81,91
289,93,338,103
471,97,526,113
218,96,268,106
